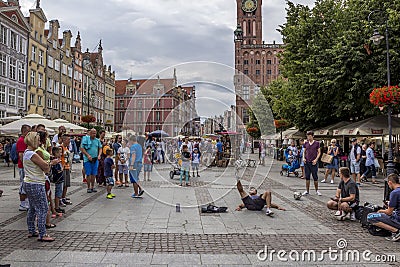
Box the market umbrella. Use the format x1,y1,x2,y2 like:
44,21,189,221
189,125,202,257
0,114,57,135
149,130,169,137
313,121,351,136
333,115,400,136
53,118,87,134
281,127,306,139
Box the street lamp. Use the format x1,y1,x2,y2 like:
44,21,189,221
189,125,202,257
368,10,394,196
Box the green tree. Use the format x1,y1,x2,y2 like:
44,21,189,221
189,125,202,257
269,0,400,131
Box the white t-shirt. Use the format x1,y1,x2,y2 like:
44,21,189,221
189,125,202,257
117,147,130,165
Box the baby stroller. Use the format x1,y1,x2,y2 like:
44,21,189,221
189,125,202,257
169,152,182,179
280,149,300,177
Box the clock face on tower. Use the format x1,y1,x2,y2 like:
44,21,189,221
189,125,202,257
242,0,257,13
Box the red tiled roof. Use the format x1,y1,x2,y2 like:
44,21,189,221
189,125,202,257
0,1,8,7
115,79,175,96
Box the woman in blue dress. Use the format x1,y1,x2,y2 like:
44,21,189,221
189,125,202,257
321,139,339,184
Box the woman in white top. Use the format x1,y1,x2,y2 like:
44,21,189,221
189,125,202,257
23,132,56,242
117,139,130,187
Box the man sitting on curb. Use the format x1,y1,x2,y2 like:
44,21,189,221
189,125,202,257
367,173,400,242
235,180,285,216
327,167,359,221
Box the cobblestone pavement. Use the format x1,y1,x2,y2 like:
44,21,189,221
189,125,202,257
0,156,399,266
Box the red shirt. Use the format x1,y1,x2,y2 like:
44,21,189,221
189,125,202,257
16,136,27,168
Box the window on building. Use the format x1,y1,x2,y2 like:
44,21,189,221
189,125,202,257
38,95,42,106
30,93,35,104
267,59,272,65
243,70,248,75
38,73,43,88
156,111,161,121
61,102,66,111
0,53,6,77
48,55,53,68
137,111,142,122
0,25,7,45
0,85,5,103
30,70,36,86
243,109,249,124
18,62,25,83
47,78,53,92
9,58,16,80
8,88,16,106
47,98,52,108
256,70,260,75
38,50,44,65
256,59,261,65
54,81,59,94
119,100,124,108
61,84,66,96
31,45,36,62
54,59,60,71
62,63,67,75
68,66,72,78
53,100,58,110
254,85,260,95
67,104,71,112
242,86,250,100
10,31,17,50
267,70,272,75
67,87,72,98
52,40,57,49
19,38,26,55
119,112,124,121
18,90,24,109
138,100,143,109
244,59,249,65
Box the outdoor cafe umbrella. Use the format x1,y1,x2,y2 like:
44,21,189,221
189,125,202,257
0,114,57,135
149,130,169,137
333,115,400,136
53,118,87,134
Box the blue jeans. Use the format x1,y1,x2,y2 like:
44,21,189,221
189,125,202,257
362,165,376,178
305,162,318,181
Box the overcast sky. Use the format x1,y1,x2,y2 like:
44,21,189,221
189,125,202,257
20,0,314,118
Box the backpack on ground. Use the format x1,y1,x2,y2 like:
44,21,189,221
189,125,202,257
367,225,392,237
10,143,18,164
360,203,381,227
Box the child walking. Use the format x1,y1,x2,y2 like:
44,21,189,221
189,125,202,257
143,145,153,181
51,147,65,214
191,148,201,177
104,149,116,199
180,145,191,186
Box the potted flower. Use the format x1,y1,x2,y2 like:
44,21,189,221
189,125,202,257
370,85,400,108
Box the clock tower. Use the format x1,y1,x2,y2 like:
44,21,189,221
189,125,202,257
233,0,283,131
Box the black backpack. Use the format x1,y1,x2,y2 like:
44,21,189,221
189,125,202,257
50,163,64,184
367,225,392,237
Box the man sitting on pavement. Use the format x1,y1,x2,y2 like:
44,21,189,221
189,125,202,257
326,167,360,221
367,173,400,242
235,180,285,216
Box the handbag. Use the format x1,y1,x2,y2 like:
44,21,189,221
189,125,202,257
321,153,333,164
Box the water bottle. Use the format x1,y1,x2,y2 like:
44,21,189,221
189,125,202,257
176,203,180,212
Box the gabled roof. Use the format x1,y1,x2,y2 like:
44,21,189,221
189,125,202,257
28,8,47,23
115,78,175,96
0,4,31,32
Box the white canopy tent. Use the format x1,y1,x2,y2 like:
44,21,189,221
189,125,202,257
0,114,58,135
53,119,87,134
333,115,400,136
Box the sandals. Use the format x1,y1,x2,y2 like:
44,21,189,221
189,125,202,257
38,234,55,242
28,232,39,238
45,224,56,229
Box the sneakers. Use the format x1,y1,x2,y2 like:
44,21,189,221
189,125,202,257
321,179,326,183
55,207,65,214
110,193,116,198
138,189,144,196
92,188,98,193
330,180,334,184
302,191,309,196
265,210,274,216
106,194,113,199
62,199,72,205
19,204,28,211
316,191,322,196
87,189,92,193
59,201,66,207
385,231,400,241
131,193,141,198
350,212,356,221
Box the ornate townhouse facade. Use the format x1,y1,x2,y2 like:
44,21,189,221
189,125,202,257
0,0,29,118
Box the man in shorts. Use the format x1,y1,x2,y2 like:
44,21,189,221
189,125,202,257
302,131,322,196
368,173,400,241
235,180,285,216
326,167,359,221
80,129,102,193
349,138,362,185
129,135,144,198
